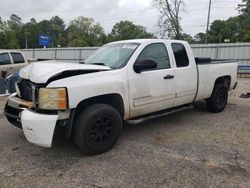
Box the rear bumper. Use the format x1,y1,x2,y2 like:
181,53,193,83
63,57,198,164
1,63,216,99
4,95,58,148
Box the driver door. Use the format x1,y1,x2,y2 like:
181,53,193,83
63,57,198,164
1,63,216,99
128,43,176,118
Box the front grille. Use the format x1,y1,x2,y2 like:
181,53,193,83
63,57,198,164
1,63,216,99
17,80,33,101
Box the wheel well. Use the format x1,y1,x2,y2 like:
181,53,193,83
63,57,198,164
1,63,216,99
215,76,231,90
66,94,125,138
75,93,124,118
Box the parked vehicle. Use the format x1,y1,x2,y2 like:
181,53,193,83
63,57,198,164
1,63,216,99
4,39,238,155
0,50,28,94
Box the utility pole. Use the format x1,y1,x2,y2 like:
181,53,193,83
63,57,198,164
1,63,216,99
205,0,212,44
25,35,28,49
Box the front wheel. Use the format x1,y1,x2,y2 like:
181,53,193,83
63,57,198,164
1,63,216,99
206,84,228,113
74,104,122,155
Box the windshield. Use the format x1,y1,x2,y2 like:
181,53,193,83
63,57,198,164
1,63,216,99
84,43,140,69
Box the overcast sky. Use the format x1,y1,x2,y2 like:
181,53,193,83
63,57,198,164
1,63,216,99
0,0,243,36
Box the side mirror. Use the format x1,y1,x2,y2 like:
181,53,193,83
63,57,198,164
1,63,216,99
133,59,157,73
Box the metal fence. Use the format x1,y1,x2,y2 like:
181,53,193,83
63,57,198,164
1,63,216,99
191,43,250,66
21,43,250,66
23,47,99,63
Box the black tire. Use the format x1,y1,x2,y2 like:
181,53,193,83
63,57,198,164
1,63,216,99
74,104,122,155
206,84,228,113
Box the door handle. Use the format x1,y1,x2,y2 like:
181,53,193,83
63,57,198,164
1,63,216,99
163,74,175,80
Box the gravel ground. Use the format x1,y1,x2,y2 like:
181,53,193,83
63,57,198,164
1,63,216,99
0,78,250,188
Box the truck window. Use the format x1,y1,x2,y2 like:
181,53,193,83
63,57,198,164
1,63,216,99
137,43,170,70
171,43,189,67
10,53,25,64
0,53,11,65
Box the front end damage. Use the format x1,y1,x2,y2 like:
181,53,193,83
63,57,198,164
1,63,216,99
4,90,71,148
4,62,110,148
4,77,70,148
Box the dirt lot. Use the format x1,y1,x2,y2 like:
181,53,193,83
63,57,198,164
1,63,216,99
0,78,250,188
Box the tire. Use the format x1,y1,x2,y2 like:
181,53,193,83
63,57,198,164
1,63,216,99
206,84,228,113
74,104,122,155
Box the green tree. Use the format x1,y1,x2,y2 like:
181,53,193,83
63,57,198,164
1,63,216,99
0,17,7,48
66,17,105,47
21,18,39,48
50,16,66,47
181,33,195,44
109,20,154,41
194,32,206,44
6,14,23,48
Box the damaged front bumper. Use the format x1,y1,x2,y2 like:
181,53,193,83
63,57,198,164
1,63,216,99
4,94,59,148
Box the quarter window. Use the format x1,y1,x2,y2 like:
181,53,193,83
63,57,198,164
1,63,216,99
171,43,189,67
11,53,25,64
0,53,11,65
137,43,170,70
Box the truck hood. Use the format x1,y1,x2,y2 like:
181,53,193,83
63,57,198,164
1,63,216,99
19,61,111,84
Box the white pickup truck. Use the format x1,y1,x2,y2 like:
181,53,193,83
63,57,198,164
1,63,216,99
4,39,238,155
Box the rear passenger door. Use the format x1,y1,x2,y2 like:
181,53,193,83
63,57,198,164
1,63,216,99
171,43,198,107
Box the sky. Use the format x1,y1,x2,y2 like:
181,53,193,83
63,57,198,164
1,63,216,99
0,0,243,37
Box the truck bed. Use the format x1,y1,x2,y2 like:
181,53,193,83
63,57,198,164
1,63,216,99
195,60,238,101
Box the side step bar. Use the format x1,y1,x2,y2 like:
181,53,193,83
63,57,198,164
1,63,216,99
126,104,193,124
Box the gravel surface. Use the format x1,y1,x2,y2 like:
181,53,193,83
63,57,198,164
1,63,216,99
0,78,250,188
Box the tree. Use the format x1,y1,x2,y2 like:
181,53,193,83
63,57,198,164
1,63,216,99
66,17,105,47
5,14,23,48
21,18,39,48
154,0,184,39
181,33,194,43
109,21,154,41
238,0,250,15
194,32,206,44
0,17,7,48
50,16,66,47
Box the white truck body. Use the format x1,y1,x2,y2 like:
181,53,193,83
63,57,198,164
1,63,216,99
4,39,238,151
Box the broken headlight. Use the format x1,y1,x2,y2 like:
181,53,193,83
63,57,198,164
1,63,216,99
38,88,68,110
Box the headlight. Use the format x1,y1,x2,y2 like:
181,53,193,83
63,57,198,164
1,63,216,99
38,88,68,110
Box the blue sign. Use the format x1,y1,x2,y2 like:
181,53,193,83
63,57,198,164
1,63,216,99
39,35,50,47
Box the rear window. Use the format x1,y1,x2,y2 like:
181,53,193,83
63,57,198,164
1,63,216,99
11,53,25,64
0,53,11,65
171,43,189,67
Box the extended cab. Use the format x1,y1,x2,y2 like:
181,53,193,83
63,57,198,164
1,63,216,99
0,50,28,94
4,39,238,154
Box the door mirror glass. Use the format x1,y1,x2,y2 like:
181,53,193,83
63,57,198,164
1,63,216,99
133,59,157,73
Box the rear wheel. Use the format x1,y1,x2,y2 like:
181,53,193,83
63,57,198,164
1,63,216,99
206,84,228,113
74,104,122,155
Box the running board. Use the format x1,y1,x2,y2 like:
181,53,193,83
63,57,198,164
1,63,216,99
126,104,193,124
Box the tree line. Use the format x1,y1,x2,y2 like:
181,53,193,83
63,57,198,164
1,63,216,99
0,15,154,49
0,0,249,49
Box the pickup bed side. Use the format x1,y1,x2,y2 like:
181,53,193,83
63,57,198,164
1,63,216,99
196,61,238,101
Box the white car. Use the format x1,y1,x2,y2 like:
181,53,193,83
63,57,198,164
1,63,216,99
4,39,238,155
0,50,28,94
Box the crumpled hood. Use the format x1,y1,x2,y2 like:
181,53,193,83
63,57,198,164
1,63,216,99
19,61,111,84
